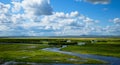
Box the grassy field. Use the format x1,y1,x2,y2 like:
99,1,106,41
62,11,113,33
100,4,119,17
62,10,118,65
0,44,105,64
0,38,119,64
61,39,120,58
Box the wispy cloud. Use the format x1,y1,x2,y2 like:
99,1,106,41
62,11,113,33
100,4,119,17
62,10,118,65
76,0,110,4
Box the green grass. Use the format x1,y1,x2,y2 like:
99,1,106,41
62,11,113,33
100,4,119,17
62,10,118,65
62,43,120,58
0,44,105,64
0,38,120,43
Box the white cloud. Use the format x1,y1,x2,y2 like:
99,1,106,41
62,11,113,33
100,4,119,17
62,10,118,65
76,0,110,4
0,25,10,31
22,0,53,16
0,3,11,23
85,0,110,4
38,11,97,35
1,1,94,36
55,11,79,18
11,14,26,23
0,3,10,14
109,18,120,25
112,18,120,24
0,14,11,23
0,0,119,36
10,11,97,36
83,17,94,23
105,18,120,35
70,11,79,17
102,25,120,35
11,1,21,12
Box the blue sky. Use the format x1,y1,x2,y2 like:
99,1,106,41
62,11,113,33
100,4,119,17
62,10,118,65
0,0,120,36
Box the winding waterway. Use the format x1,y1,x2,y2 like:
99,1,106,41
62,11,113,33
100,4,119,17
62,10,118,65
1,47,120,65
42,48,120,65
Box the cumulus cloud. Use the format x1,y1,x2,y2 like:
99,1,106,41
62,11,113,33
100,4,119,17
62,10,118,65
22,0,53,15
0,3,11,23
11,14,26,23
0,7,102,36
1,1,94,36
111,18,120,24
11,1,21,12
0,3,10,14
83,17,94,23
0,25,10,31
102,25,120,35
8,11,97,36
0,0,119,36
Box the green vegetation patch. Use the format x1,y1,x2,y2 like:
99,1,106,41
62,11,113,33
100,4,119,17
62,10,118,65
0,44,105,64
62,43,120,58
